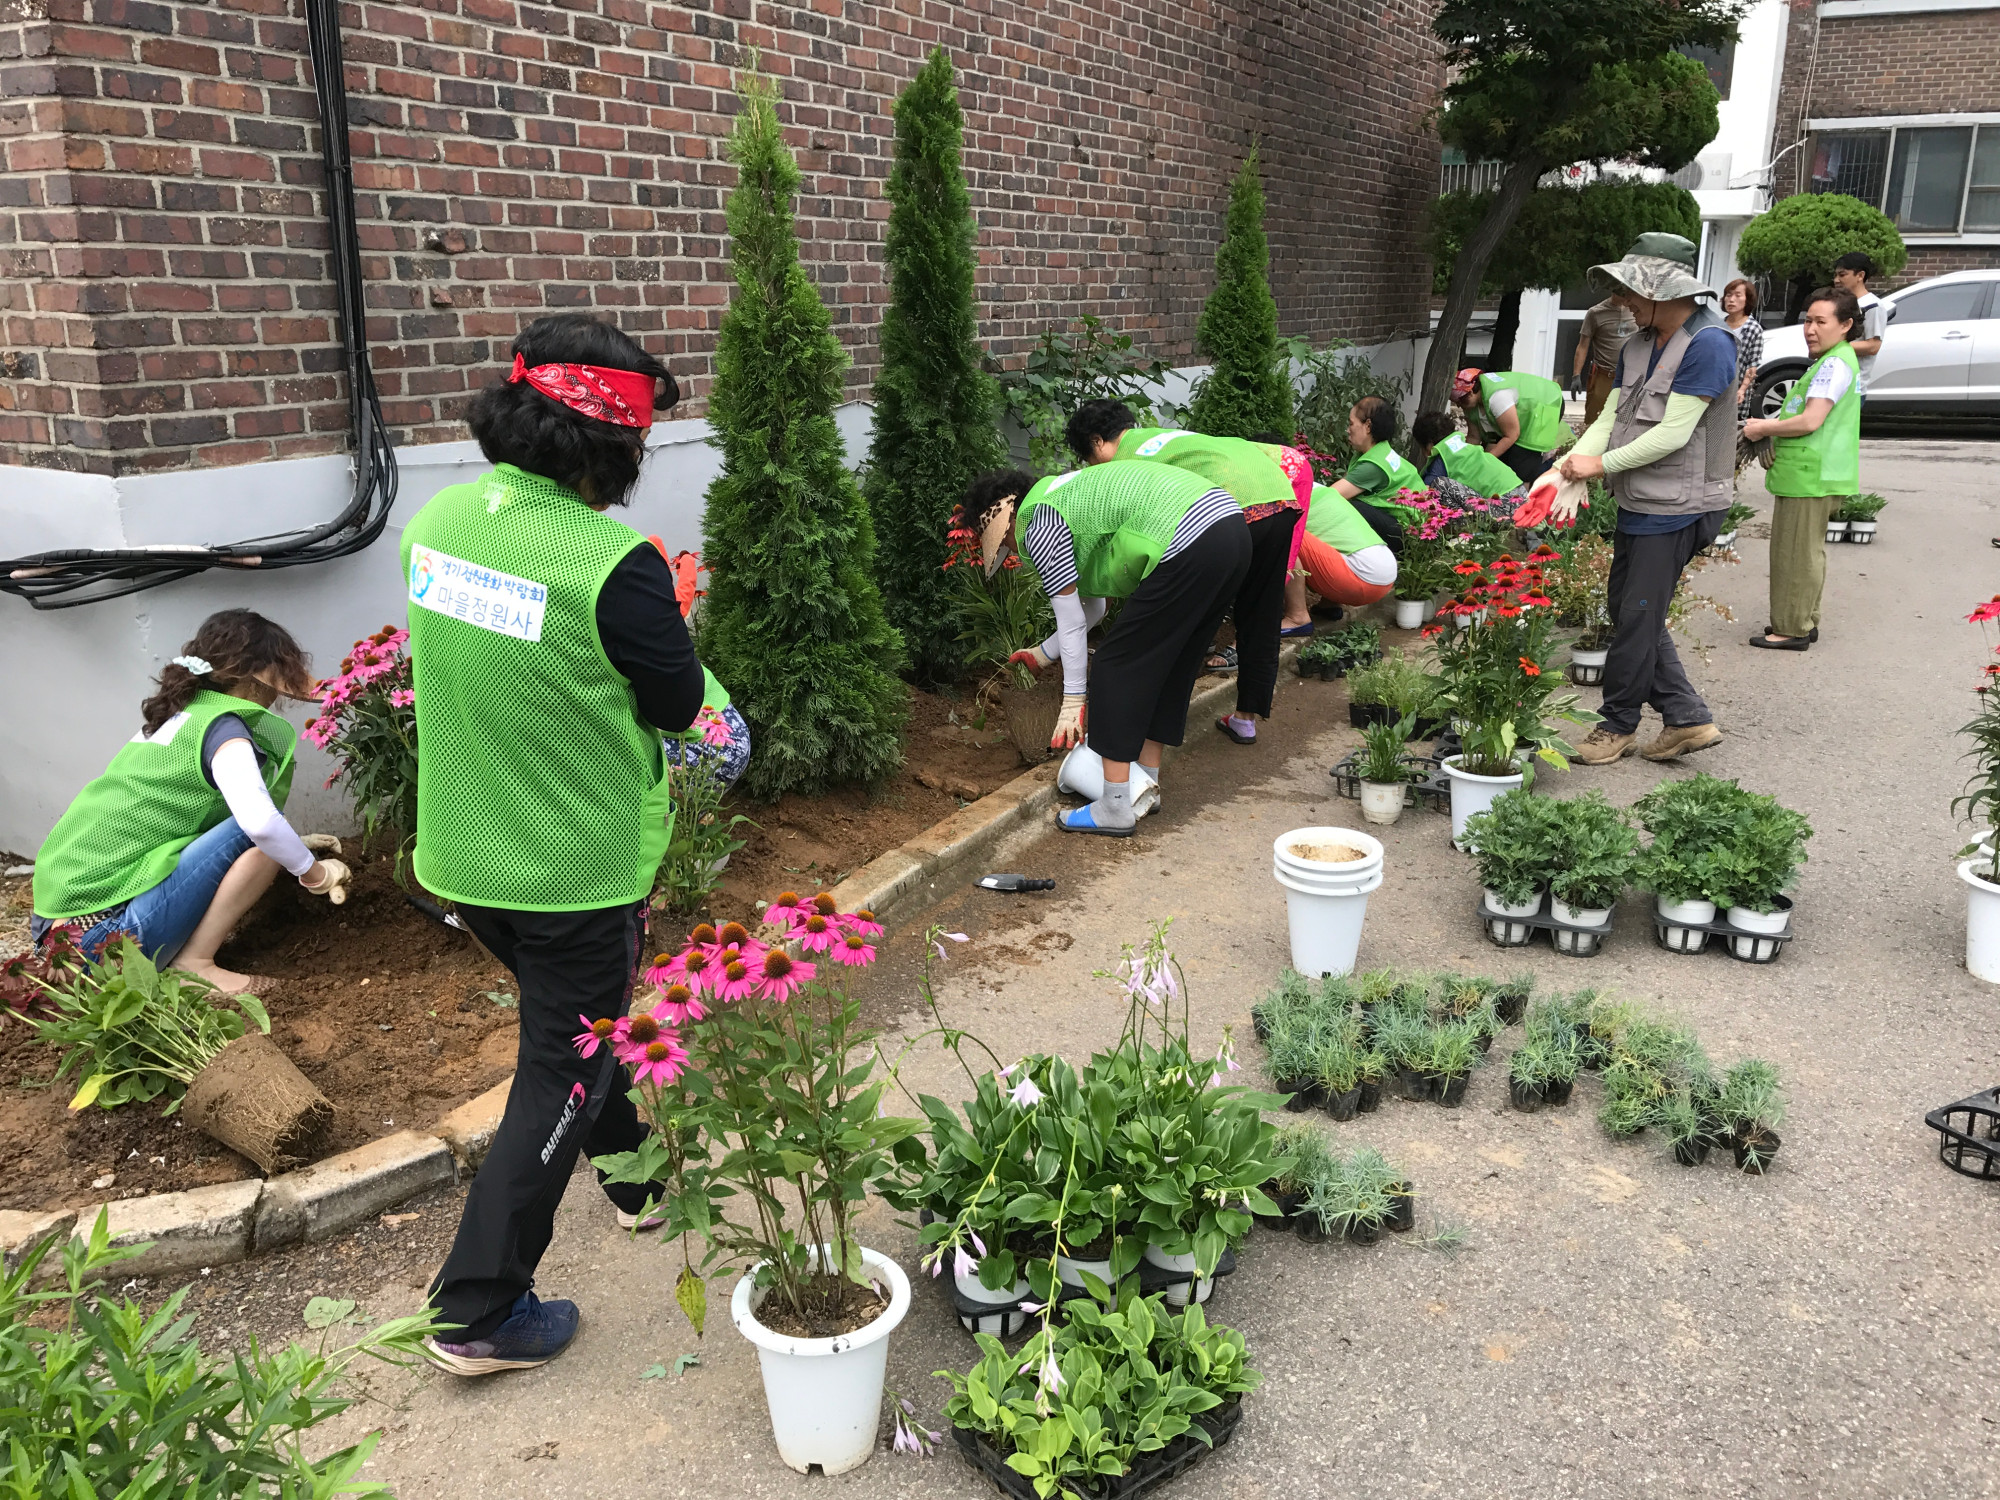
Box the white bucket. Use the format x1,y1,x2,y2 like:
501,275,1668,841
1961,859,2000,983
1422,598,1439,622
1393,597,1424,629
1273,827,1384,976
1440,756,1525,846
732,1245,911,1475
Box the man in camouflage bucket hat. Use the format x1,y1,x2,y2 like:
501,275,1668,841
1553,232,1735,765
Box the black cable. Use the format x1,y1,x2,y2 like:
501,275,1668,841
1,0,397,610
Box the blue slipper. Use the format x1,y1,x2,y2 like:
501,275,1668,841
1279,623,1315,639
1060,804,1135,838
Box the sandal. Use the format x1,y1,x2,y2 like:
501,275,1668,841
1205,645,1239,674
1058,804,1135,838
1747,633,1810,651
1216,715,1256,745
1279,622,1315,639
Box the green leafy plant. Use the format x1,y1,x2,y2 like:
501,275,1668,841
1265,1119,1330,1197
1462,788,1563,905
1716,799,1813,914
1717,1058,1785,1139
1547,790,1639,912
1834,493,1886,524
998,316,1172,474
1634,773,1811,911
2,1211,437,1498
1347,655,1445,721
1738,193,1908,318
1288,337,1411,479
863,49,1010,685
1357,716,1418,785
651,756,757,918
1326,622,1383,667
27,939,270,1111
1723,499,1757,531
1957,603,2000,881
698,72,909,800
946,531,1056,689
1184,150,1292,440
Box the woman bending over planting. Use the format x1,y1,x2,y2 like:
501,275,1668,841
30,610,351,993
959,460,1250,836
403,313,706,1378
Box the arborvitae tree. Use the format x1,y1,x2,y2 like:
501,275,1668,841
864,48,1006,687
1186,149,1292,440
699,74,908,799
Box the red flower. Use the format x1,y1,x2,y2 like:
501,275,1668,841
1420,622,1444,638
1452,560,1485,577
1519,593,1554,608
1494,604,1523,618
1971,596,2000,623
1519,656,1541,677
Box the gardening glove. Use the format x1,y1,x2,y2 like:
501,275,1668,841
300,858,351,905
1051,695,1087,750
1009,645,1053,672
299,833,343,855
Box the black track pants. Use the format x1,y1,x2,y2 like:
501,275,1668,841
1232,508,1295,719
429,899,654,1342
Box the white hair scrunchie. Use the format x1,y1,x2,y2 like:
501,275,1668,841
172,655,214,676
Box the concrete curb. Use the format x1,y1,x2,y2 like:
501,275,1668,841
17,643,1313,1283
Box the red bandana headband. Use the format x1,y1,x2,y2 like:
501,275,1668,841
508,353,658,429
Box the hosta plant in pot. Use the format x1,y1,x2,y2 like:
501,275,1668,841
28,938,332,1173
906,1064,1046,1319
1354,715,1419,825
1547,791,1639,942
590,896,926,1475
1462,787,1561,935
1716,795,1813,959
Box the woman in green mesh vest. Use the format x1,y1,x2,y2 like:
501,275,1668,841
30,610,351,991
958,461,1250,835
404,315,705,1377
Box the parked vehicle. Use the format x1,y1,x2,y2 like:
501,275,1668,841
1749,270,2000,418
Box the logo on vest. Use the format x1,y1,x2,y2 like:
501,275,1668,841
408,546,547,643
1133,431,1192,457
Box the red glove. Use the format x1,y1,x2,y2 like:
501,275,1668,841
1512,473,1559,530
1010,645,1053,672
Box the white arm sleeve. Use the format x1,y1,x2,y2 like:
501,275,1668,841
1345,544,1399,588
1041,593,1106,696
210,737,316,877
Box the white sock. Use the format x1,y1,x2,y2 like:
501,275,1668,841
1088,778,1136,830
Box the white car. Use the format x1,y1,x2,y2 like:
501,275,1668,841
1749,269,2000,418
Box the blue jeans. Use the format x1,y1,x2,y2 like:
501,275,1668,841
73,818,257,965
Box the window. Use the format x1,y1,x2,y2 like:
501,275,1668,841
1889,283,1986,323
1811,123,2000,236
1677,42,1735,100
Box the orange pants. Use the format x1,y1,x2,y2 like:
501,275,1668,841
1299,532,1394,605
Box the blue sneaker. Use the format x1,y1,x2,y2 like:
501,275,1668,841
425,1291,580,1376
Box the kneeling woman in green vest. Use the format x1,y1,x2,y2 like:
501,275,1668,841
1281,396,1406,629
1741,287,1863,651
1411,409,1528,499
404,314,706,1376
960,461,1250,835
30,610,350,992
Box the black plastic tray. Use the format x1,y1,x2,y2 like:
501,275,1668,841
1925,1086,2000,1180
952,1397,1242,1500
1652,896,1793,963
1477,894,1613,957
1295,646,1381,681
948,1248,1240,1337
1331,749,1449,811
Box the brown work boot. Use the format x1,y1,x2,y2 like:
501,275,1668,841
1574,728,1637,765
1641,722,1723,761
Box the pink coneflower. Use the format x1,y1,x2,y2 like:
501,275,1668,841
573,1014,617,1058
713,953,759,1003
840,908,884,939
765,891,806,932
389,688,414,708
630,1034,688,1087
688,922,719,950
755,947,815,1003
810,892,839,917
642,950,679,990
831,932,876,967
614,1009,666,1064
674,945,716,994
795,912,840,954
654,982,706,1025
716,920,752,949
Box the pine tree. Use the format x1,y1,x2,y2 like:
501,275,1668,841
864,49,1006,687
699,74,908,800
1186,149,1292,440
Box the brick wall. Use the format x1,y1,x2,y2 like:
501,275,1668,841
1768,0,2000,289
0,0,1441,477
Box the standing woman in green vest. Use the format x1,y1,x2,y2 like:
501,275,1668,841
1452,368,1576,487
1741,287,1864,650
29,610,351,989
958,460,1250,835
406,315,705,1376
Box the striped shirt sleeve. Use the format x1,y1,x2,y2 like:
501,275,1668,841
1022,506,1079,594
1162,488,1243,559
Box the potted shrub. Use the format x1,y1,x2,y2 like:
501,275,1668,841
1635,775,1748,953
1718,1059,1785,1173
1953,613,2000,982
1548,791,1639,942
1542,534,1614,684
1463,787,1561,936
589,894,924,1475
1312,1030,1365,1121
1356,1044,1388,1113
1717,797,1813,959
1266,1026,1322,1111
1391,550,1450,630
1836,492,1885,543
1296,635,1341,680
1428,550,1596,843
1354,715,1418,825
1300,1153,1391,1244
1328,622,1383,672
1713,499,1756,550
1424,1020,1480,1108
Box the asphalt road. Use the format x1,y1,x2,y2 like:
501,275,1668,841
275,439,2000,1498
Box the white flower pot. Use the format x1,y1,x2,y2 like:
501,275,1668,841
1724,898,1791,962
1961,859,2000,984
1551,897,1611,929
1484,888,1542,944
1441,756,1525,847
1825,519,1849,543
1848,521,1876,544
1656,895,1716,953
1393,597,1425,629
1358,779,1408,825
732,1245,911,1475
1142,1243,1214,1307
954,1266,1031,1306
1568,646,1608,686
1422,598,1439,621
1273,827,1384,977
1713,529,1738,549
1054,1252,1113,1290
